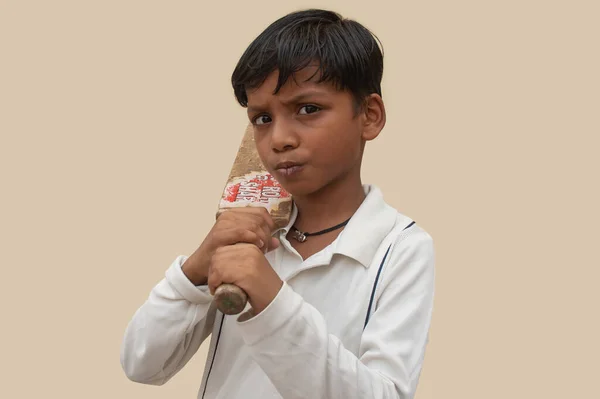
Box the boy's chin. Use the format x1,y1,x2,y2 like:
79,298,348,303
279,179,329,199
278,181,315,198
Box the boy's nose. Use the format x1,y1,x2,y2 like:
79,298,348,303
270,120,299,153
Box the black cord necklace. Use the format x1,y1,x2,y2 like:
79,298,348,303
291,217,351,243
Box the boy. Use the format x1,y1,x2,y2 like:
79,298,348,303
121,8,435,399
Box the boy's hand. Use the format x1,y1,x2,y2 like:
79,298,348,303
208,243,283,314
181,207,280,286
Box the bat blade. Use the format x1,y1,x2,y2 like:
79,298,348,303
214,124,292,315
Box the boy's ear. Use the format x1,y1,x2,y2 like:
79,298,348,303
361,93,386,141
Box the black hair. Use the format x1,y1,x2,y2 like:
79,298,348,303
231,9,384,111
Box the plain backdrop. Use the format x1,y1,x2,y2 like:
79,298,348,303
1,1,598,398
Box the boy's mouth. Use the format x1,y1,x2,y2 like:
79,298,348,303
274,161,305,177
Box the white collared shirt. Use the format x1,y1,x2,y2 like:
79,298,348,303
120,184,435,399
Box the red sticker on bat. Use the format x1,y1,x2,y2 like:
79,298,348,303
221,172,290,209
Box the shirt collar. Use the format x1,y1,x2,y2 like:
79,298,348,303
275,184,400,268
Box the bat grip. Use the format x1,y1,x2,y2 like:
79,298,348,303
214,283,248,315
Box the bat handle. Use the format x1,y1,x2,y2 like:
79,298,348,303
214,283,248,315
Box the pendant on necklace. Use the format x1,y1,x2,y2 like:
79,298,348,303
292,229,307,243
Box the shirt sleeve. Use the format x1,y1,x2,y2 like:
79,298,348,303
120,255,217,386
235,228,435,399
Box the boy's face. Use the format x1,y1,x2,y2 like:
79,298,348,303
245,66,378,197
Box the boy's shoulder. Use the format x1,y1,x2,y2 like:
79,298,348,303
387,207,433,250
335,184,433,268
372,185,434,259
363,183,429,235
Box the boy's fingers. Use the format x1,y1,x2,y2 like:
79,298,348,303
216,228,266,250
240,216,271,249
255,207,276,231
217,209,274,250
224,207,275,232
207,269,221,295
245,208,276,250
268,237,280,252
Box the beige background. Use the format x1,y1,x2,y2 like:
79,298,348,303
1,1,598,398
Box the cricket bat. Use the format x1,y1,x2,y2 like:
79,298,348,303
213,124,293,315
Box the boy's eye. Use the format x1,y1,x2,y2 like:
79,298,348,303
253,115,272,125
298,105,321,115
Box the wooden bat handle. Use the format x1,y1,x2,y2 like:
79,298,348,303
214,283,248,315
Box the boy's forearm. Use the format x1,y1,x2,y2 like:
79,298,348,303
236,230,434,399
237,284,406,399
120,256,215,384
181,259,208,286
181,248,210,286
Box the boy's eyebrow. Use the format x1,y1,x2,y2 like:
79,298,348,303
247,90,329,113
281,90,329,106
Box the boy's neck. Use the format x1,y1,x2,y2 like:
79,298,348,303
291,176,366,233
